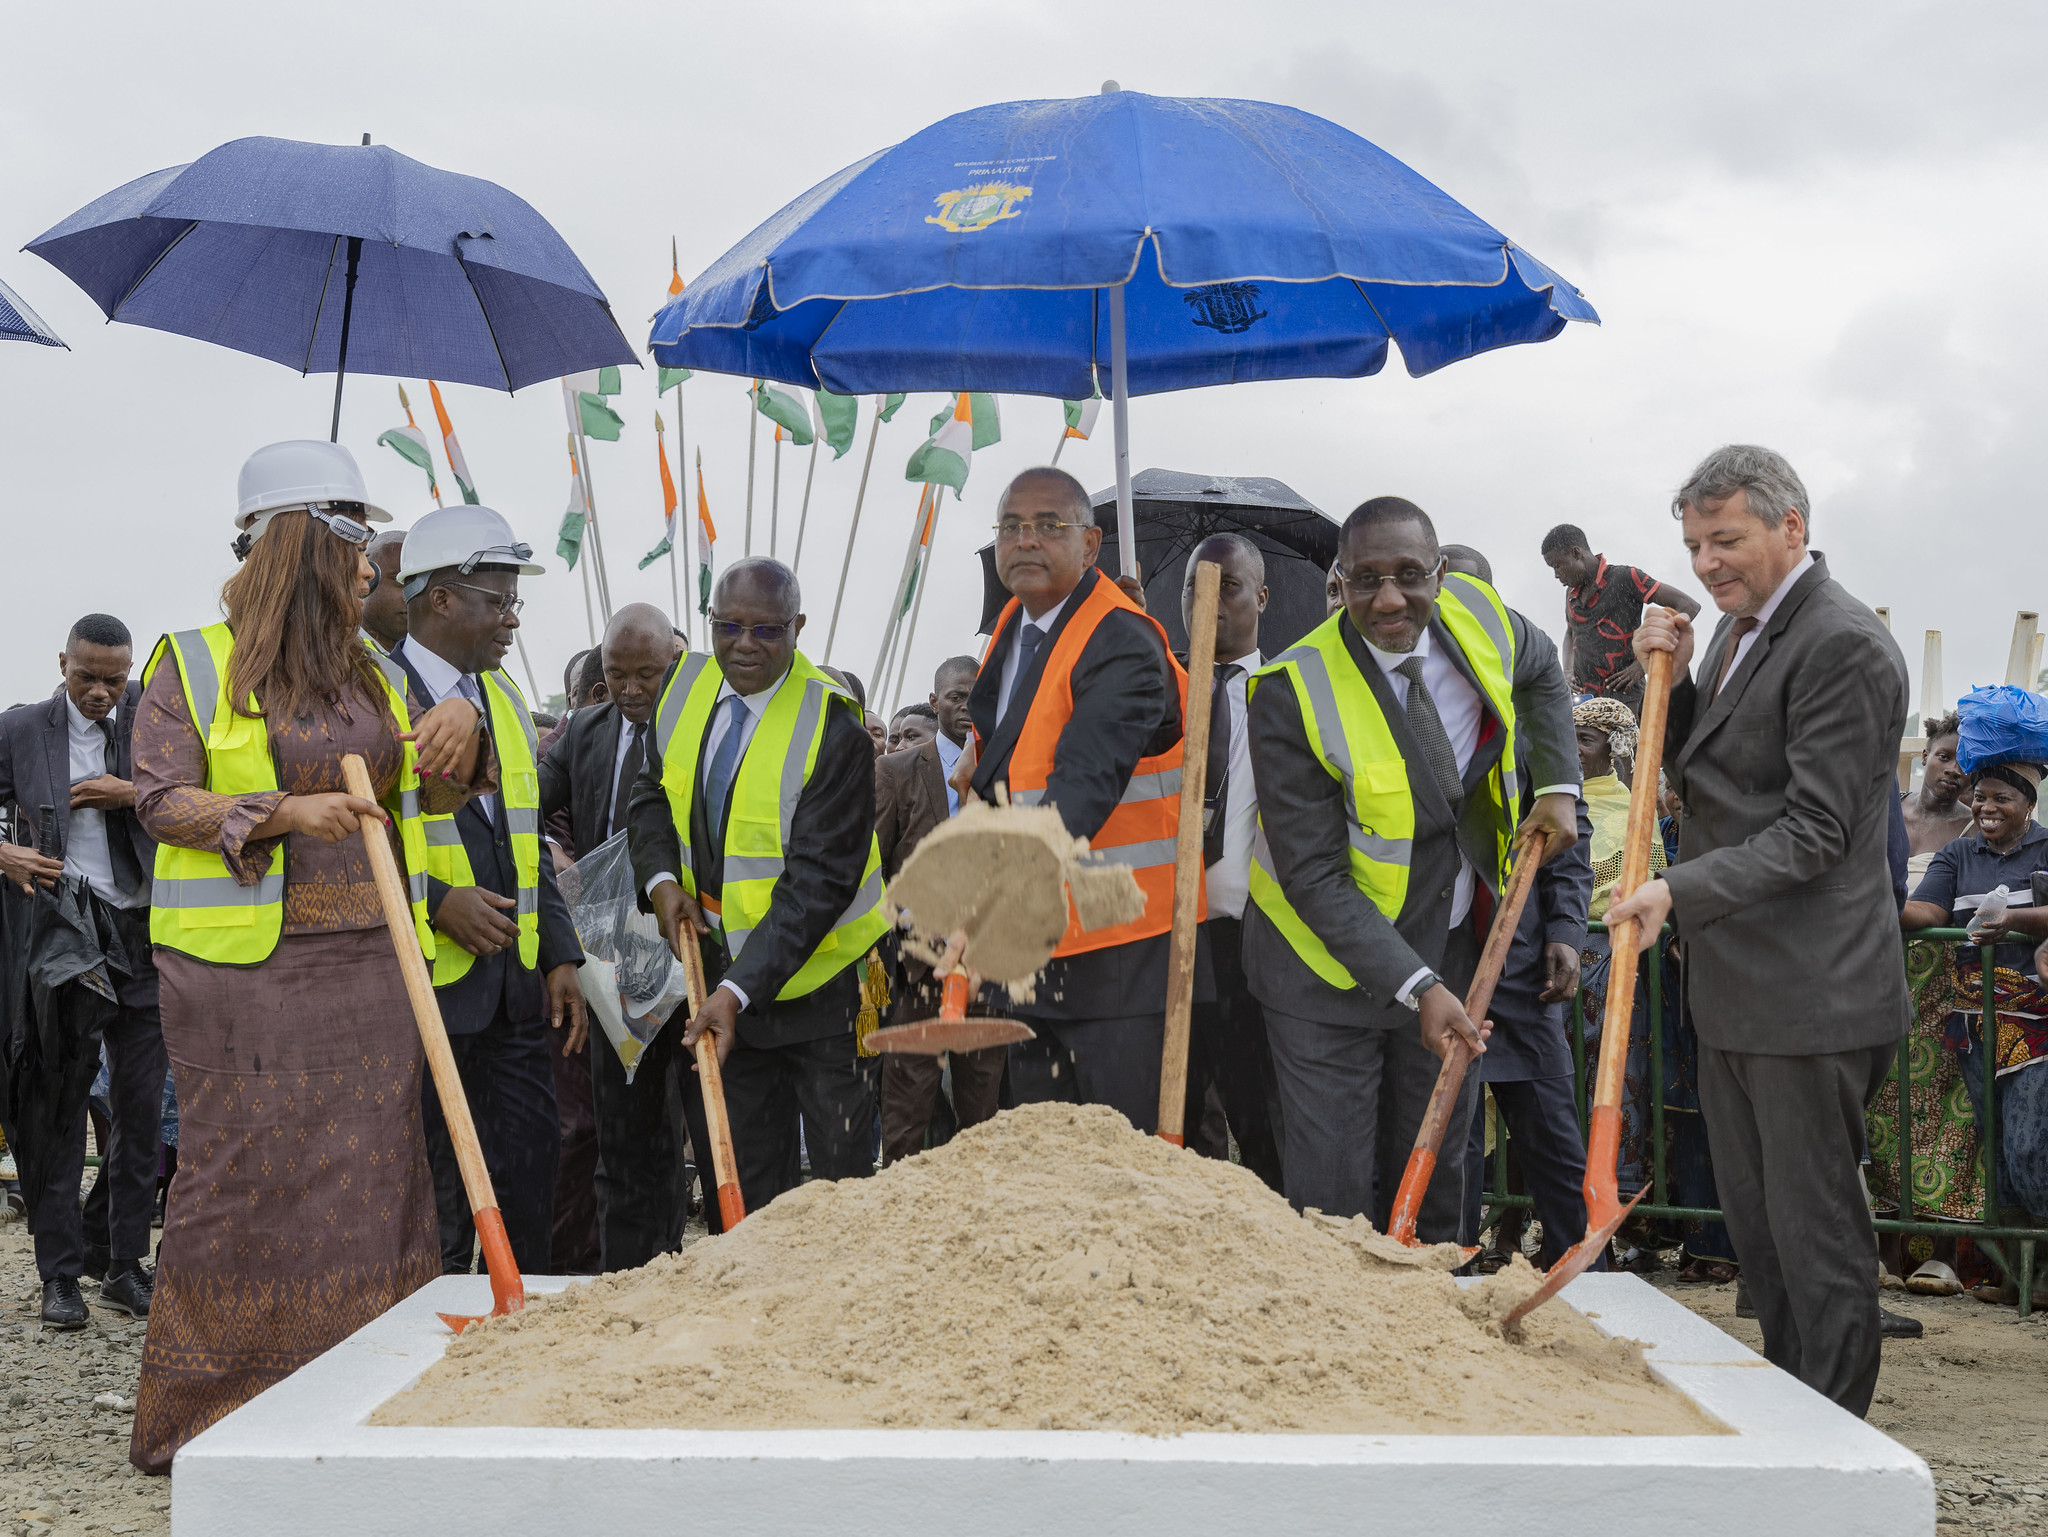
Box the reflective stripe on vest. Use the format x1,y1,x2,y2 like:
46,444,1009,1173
424,670,543,986
1245,573,1518,991
981,569,1196,956
141,624,436,967
650,650,888,1000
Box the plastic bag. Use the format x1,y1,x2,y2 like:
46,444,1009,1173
1955,684,2048,773
557,832,689,1082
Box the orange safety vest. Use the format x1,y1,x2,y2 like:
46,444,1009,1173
980,571,1199,956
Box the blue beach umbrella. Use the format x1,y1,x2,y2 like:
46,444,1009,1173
650,87,1598,568
0,275,66,348
27,135,636,437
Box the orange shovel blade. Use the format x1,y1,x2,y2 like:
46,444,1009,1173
436,1205,527,1334
1498,1187,1646,1334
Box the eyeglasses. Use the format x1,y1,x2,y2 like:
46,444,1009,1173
446,580,525,617
709,619,793,643
993,517,1086,541
1337,565,1442,597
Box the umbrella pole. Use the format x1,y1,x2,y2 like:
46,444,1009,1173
872,485,932,693
744,389,758,557
1107,282,1137,579
825,407,883,665
327,235,364,443
793,439,819,575
889,498,941,714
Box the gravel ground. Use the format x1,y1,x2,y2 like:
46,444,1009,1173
4,1192,2044,1534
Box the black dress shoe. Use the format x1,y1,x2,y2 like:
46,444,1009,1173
99,1260,153,1319
1879,1305,1924,1340
81,1246,110,1282
41,1277,89,1330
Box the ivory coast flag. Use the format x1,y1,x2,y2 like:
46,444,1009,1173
1063,396,1101,441
375,384,440,503
694,448,717,616
558,435,588,569
905,392,974,496
639,411,681,570
428,380,479,503
751,379,813,444
811,390,857,460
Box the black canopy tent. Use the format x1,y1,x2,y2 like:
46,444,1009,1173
975,469,1340,656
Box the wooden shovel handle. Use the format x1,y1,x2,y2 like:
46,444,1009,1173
677,927,745,1230
1158,559,1222,1146
341,753,522,1317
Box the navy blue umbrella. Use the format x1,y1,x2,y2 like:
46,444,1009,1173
28,135,635,436
649,88,1596,565
0,275,66,348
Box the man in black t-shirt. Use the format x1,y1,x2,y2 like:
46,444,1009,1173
1541,523,1699,709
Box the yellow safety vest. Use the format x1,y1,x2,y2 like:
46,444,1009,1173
649,650,888,1001
1246,572,1520,991
142,623,436,967
423,669,542,986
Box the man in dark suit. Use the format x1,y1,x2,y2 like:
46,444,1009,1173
1245,499,1580,1241
634,559,885,1217
957,468,1188,1133
391,516,585,1278
0,614,163,1327
539,603,698,1265
1612,444,1909,1416
876,655,1001,1164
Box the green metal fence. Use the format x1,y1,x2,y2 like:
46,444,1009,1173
1479,924,2045,1317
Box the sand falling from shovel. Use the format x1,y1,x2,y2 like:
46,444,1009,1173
376,1105,1722,1438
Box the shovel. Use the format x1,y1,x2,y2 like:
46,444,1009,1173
341,753,522,1335
674,921,747,1232
1385,829,1549,1251
1501,637,1673,1333
868,930,1035,1054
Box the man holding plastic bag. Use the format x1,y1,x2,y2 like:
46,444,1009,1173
628,559,888,1217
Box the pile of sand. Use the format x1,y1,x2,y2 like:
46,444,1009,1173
376,1105,1718,1437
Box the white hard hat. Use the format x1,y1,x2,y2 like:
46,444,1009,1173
396,504,545,599
235,440,389,533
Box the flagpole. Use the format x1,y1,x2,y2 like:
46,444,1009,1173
513,631,542,704
574,410,615,621
672,379,688,645
888,498,942,715
578,545,596,646
770,430,782,560
1050,427,1068,467
825,406,883,665
744,384,758,556
792,439,819,575
871,485,932,694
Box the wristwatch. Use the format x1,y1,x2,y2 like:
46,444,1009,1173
1402,970,1442,1011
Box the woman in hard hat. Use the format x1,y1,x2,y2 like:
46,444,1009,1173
125,442,491,1475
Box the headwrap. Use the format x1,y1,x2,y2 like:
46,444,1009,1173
1573,697,1640,764
1972,760,2042,805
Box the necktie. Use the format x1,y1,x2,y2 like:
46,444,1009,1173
456,675,496,825
94,717,144,895
703,696,750,837
1395,657,1464,811
1203,663,1241,868
611,720,647,842
1004,624,1046,722
1713,617,1761,696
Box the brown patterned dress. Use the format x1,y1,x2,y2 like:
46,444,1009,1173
127,655,478,1475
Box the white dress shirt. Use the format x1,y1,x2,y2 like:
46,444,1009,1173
1205,649,1261,921
401,637,494,822
646,666,794,1009
995,591,1073,724
1716,552,1814,693
64,697,144,908
934,731,964,817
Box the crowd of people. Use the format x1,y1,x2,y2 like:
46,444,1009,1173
4,432,2045,1479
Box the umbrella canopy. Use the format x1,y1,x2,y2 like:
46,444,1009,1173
27,136,635,394
648,90,1596,397
0,275,66,348
975,468,1337,654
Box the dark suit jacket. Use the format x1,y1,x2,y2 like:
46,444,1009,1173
626,657,877,1050
874,738,949,880
966,565,1186,1020
1659,554,1909,1055
1243,602,1578,1028
0,684,158,1011
537,701,630,863
391,654,581,1037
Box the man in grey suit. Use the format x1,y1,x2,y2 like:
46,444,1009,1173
1245,498,1580,1240
1612,444,1909,1417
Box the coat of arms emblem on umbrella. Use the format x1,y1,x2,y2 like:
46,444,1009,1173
926,182,1032,233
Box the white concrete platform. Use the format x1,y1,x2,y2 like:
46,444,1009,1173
172,1272,1932,1537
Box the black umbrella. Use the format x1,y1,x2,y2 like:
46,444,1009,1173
976,468,1339,654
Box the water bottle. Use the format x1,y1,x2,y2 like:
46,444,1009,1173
1967,883,2012,939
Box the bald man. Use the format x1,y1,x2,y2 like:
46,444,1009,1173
361,531,409,654
538,601,695,1269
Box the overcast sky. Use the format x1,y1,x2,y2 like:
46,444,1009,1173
3,1,2040,723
